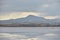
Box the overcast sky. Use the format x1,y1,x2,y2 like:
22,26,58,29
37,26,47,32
0,0,60,20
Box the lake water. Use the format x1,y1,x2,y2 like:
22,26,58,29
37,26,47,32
0,27,60,40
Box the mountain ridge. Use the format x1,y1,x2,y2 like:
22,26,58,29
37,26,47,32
0,15,60,24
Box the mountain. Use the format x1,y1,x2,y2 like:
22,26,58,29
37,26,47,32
21,15,48,23
0,15,48,24
0,15,60,24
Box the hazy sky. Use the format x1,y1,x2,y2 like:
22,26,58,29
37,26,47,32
0,0,60,20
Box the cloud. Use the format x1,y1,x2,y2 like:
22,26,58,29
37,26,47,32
0,0,60,19
0,12,42,20
42,4,49,8
0,12,59,20
43,16,59,19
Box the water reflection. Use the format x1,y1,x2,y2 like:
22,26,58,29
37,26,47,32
0,27,60,40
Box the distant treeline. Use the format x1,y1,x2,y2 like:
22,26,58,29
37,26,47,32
0,23,60,27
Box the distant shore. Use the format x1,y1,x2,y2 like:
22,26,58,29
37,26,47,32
0,23,60,27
